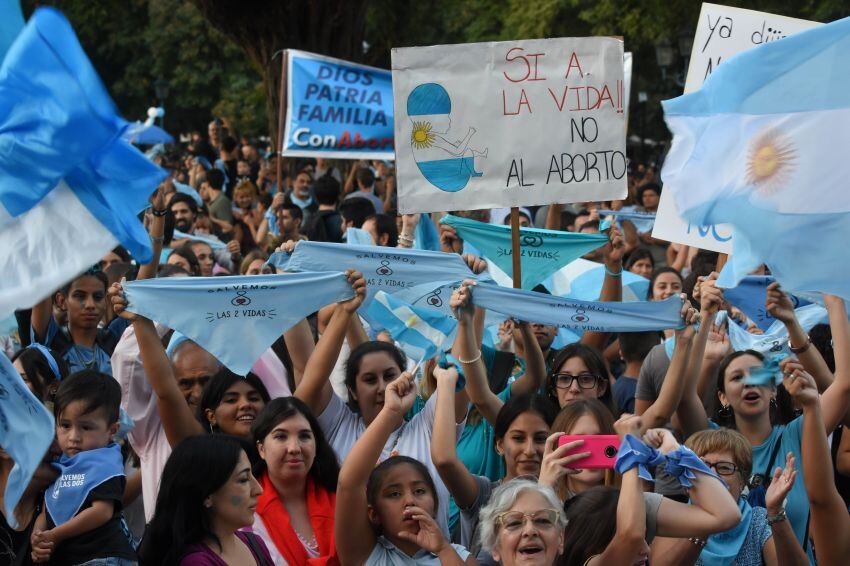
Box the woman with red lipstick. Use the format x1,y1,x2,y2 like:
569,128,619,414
250,397,341,565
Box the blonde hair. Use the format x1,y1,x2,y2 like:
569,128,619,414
233,180,258,200
685,427,752,480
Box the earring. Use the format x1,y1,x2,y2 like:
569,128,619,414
718,404,733,418
203,498,212,509
770,398,777,408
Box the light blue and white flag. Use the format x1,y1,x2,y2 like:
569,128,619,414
0,352,54,528
441,214,608,290
0,8,166,318
723,276,810,332
365,291,456,362
716,304,828,360
470,284,684,332
124,273,354,375
172,229,227,250
270,241,489,303
173,181,203,208
662,16,850,299
598,209,655,234
546,258,648,302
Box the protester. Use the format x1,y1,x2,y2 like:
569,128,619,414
625,247,655,280
288,170,318,226
334,373,474,565
251,397,340,565
304,176,343,243
344,167,384,214
138,434,270,565
477,480,566,566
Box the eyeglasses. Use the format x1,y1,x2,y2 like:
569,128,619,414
552,373,602,390
496,509,560,532
701,460,739,476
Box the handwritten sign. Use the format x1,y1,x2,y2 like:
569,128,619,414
392,37,626,214
654,4,819,253
282,49,394,159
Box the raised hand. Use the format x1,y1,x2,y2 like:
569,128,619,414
704,320,731,362
780,358,819,407
450,280,476,324
604,222,625,266
439,223,463,254
765,281,796,324
340,269,367,313
614,413,644,440
462,253,487,274
642,428,680,455
108,282,138,321
765,452,797,516
675,296,700,341
383,372,416,417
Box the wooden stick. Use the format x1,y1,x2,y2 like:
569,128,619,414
510,207,522,289
275,50,288,196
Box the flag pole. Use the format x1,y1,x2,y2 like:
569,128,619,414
275,49,288,197
510,207,522,289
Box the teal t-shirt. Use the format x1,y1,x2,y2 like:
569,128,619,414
750,416,812,560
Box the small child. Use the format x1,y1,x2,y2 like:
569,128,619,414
30,371,136,565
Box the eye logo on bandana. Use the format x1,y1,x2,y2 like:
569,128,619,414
769,340,783,353
231,290,252,307
571,310,590,323
520,234,544,247
426,288,443,307
377,260,394,276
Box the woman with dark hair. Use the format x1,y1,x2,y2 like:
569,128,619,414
166,244,202,277
197,369,270,438
625,247,655,280
675,283,850,558
546,343,617,416
250,397,341,565
647,267,684,303
295,271,468,536
138,435,270,565
10,344,69,402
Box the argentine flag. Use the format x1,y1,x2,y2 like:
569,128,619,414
0,8,165,318
662,16,850,299
366,291,457,363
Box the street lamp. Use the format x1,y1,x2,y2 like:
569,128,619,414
153,77,169,128
654,38,675,82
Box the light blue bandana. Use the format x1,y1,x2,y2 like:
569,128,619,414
124,273,354,374
440,214,608,289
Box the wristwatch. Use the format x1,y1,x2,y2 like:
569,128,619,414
767,509,787,525
788,336,812,355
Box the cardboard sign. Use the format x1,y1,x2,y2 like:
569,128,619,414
392,37,626,214
653,4,819,253
282,50,394,159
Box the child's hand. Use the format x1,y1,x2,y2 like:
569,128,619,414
30,530,54,563
384,373,416,417
396,505,451,555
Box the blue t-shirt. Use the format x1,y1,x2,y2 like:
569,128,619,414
35,317,117,376
750,416,812,559
613,375,638,415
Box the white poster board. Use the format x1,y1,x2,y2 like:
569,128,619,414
392,38,626,214
623,52,632,124
653,3,820,253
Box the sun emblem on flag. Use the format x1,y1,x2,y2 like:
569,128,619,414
745,128,796,195
411,121,435,149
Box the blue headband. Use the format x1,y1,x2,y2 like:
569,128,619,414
26,343,61,381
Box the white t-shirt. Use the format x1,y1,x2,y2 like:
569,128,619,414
317,392,464,536
112,324,173,522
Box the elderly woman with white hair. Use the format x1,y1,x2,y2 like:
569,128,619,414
478,479,567,566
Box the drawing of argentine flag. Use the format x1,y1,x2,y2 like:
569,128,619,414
365,291,457,363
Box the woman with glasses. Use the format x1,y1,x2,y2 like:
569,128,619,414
546,343,617,415
478,480,566,566
650,428,808,565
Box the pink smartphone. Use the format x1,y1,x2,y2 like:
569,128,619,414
557,435,620,469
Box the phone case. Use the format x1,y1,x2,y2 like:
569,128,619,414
557,435,620,469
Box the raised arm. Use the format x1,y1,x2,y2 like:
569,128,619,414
294,270,364,415
784,368,850,565
335,373,415,565
582,223,623,352
647,429,740,538
511,322,547,396
431,366,481,510
283,319,315,388
639,299,697,432
451,282,502,424
762,452,809,566
109,283,204,446
137,184,169,281
589,415,649,566
818,294,850,431
766,282,833,392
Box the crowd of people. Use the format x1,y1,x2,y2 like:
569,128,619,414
2,119,850,566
